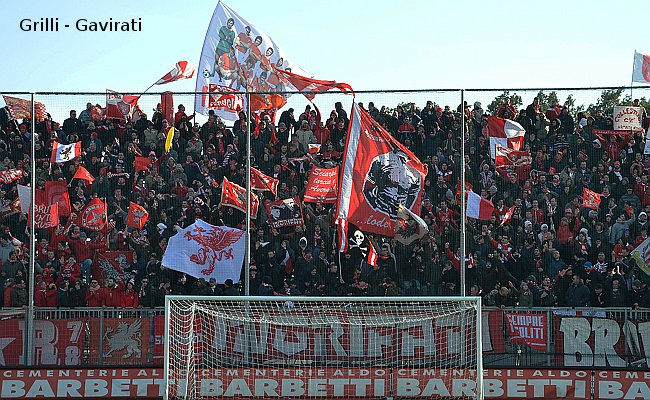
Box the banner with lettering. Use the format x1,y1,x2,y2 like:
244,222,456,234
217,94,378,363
505,312,547,350
304,166,338,203
612,106,644,132
265,197,304,229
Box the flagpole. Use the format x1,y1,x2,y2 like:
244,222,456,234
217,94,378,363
27,93,36,366
460,90,466,297
631,50,635,100
245,92,251,297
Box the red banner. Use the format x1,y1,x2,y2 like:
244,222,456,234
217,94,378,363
265,197,304,229
0,169,23,184
75,197,108,233
583,188,602,210
32,203,59,229
304,166,338,203
44,181,71,217
89,318,150,364
205,84,244,112
0,318,85,367
93,251,133,286
594,370,650,400
504,312,546,350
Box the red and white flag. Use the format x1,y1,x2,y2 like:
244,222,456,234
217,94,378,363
394,203,429,245
500,205,516,226
75,197,108,233
31,204,59,229
495,145,532,180
127,202,149,230
162,219,246,283
456,181,473,198
466,191,495,220
0,169,23,184
308,144,321,154
250,167,279,196
72,165,95,183
486,116,525,158
154,61,196,85
337,220,377,266
583,188,602,210
633,51,650,83
44,181,71,217
106,90,139,121
2,95,48,121
50,141,82,163
221,177,259,218
337,102,428,236
304,166,338,203
274,68,354,100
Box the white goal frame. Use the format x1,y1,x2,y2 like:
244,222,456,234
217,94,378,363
164,296,483,400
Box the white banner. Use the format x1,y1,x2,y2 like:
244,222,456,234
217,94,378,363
161,219,245,283
194,1,308,119
612,106,643,132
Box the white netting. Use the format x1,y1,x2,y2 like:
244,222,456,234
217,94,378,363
165,296,482,400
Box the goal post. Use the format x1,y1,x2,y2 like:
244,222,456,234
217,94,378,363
164,296,483,400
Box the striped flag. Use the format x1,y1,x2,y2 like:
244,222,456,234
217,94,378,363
51,141,82,163
2,95,48,121
466,191,495,220
155,61,196,85
486,116,525,158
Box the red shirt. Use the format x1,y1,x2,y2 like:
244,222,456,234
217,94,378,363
85,287,105,307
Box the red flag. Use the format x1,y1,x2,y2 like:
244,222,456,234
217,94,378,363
456,181,473,197
221,177,259,218
90,105,107,122
367,241,378,267
304,166,338,203
0,169,23,184
93,251,133,286
127,202,149,230
2,95,47,121
486,116,525,158
466,191,495,220
495,145,532,181
274,68,354,100
134,156,150,172
250,167,279,196
336,103,427,237
44,181,71,217
583,188,602,210
505,312,547,351
75,197,108,233
154,61,196,85
500,205,516,226
106,90,139,121
72,165,95,184
31,204,59,229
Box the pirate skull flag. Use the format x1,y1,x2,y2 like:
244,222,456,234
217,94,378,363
337,220,377,266
337,102,427,236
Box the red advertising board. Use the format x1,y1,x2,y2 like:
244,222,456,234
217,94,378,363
0,319,84,367
89,318,150,364
594,370,650,399
0,367,596,399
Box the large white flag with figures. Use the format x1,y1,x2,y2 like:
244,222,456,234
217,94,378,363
631,237,650,285
162,219,246,283
194,1,308,119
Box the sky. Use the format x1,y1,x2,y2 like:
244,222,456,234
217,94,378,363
1,0,649,119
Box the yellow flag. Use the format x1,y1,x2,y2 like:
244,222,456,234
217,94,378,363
164,126,174,153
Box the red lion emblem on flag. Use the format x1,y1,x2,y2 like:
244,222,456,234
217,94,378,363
183,225,245,275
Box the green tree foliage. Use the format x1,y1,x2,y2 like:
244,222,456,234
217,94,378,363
585,88,625,116
486,91,523,116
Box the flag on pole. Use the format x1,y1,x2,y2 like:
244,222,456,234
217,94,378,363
336,102,427,237
337,220,378,266
632,51,650,83
0,169,23,184
274,68,353,100
582,188,602,210
31,204,59,229
250,167,279,195
50,141,82,163
500,205,516,226
394,203,429,245
486,116,526,158
2,95,48,121
154,61,196,85
162,219,246,283
126,202,149,230
75,197,108,233
466,191,495,220
164,127,175,153
220,177,259,218
106,90,139,121
72,165,95,183
44,181,71,217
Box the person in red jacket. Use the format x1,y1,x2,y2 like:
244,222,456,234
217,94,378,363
121,280,139,309
104,277,125,308
45,283,57,307
84,278,105,307
34,281,48,307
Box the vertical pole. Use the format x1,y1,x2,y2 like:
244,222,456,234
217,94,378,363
460,90,467,296
245,93,251,297
476,297,484,400
26,93,36,367
163,298,170,400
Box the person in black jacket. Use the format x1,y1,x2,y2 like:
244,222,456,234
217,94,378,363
565,275,591,307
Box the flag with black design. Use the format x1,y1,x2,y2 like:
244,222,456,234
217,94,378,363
337,219,377,266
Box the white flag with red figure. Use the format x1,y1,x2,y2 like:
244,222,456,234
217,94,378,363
337,102,427,237
51,141,81,163
583,188,602,210
486,116,525,158
162,219,246,283
220,177,259,218
250,167,278,196
466,191,495,220
633,51,650,83
155,61,196,85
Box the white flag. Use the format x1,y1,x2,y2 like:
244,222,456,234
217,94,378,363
50,141,81,164
632,51,650,83
17,184,31,215
161,219,246,283
394,203,429,245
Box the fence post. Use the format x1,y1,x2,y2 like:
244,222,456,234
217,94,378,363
99,309,104,365
460,89,466,296
26,92,36,367
546,308,552,367
149,311,155,364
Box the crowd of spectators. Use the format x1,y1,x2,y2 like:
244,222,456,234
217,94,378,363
0,95,649,310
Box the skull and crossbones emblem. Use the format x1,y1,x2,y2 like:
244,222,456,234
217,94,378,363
349,229,368,253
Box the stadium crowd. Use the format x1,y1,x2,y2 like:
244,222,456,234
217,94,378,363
0,96,649,310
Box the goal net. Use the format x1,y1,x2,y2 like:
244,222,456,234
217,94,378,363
164,296,483,400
